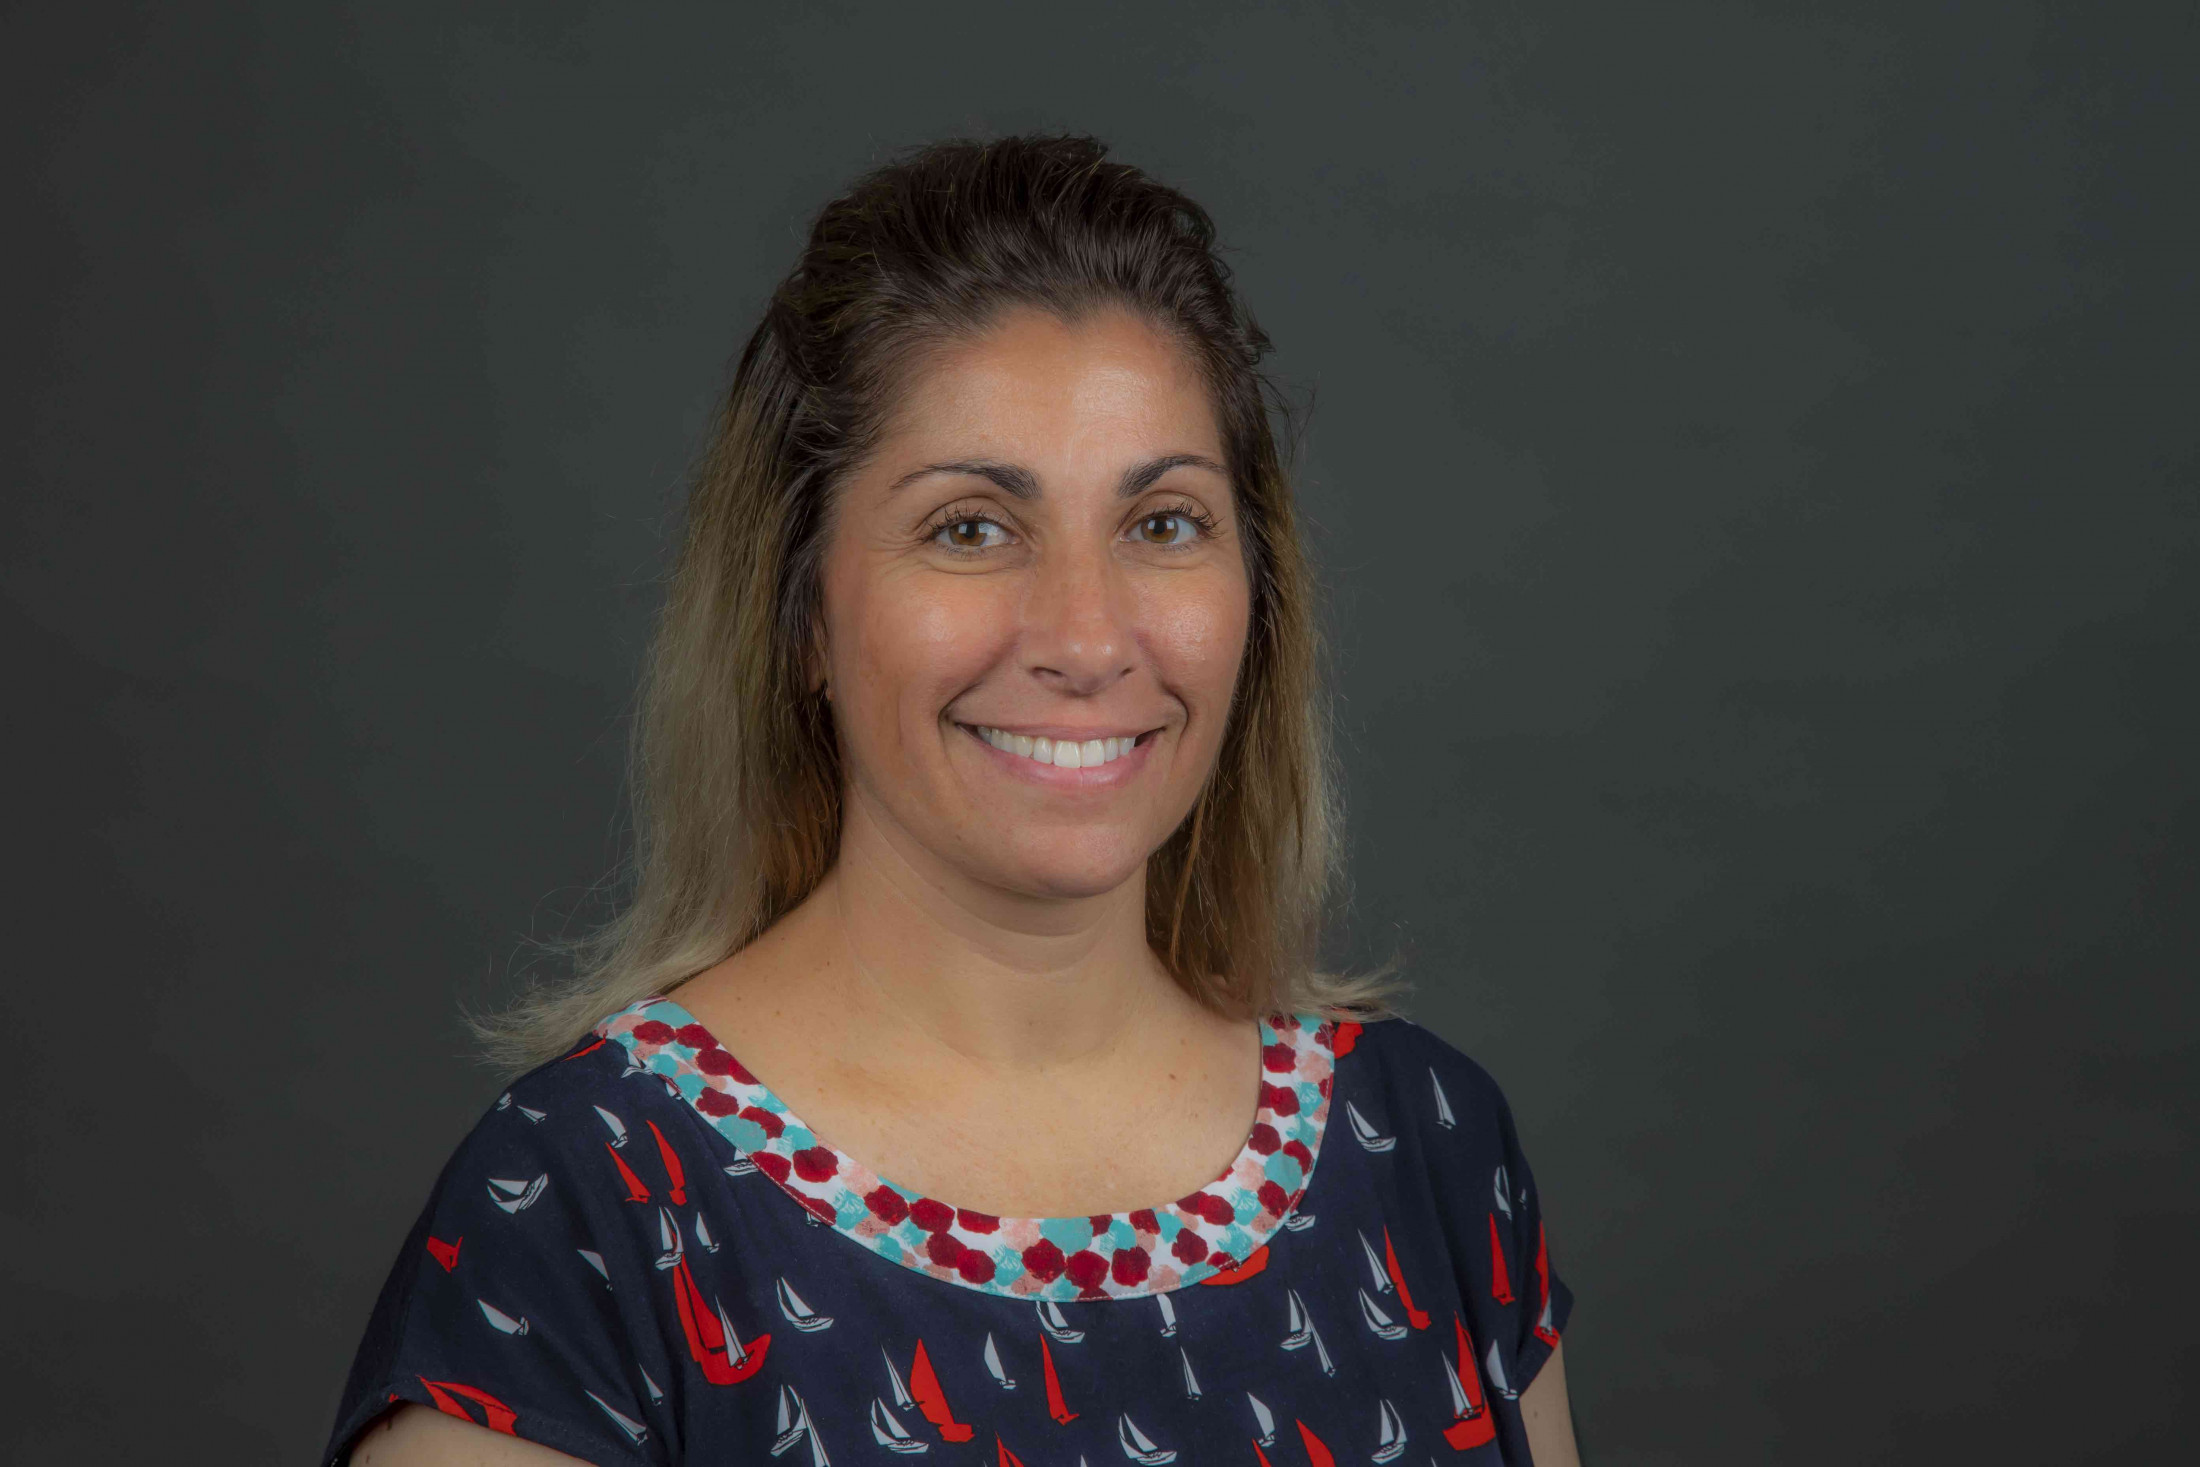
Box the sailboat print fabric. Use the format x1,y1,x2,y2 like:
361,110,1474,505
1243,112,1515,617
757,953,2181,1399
326,1000,1573,1466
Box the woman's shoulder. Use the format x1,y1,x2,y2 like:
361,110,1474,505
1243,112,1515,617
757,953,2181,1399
424,1009,721,1211
1330,1011,1516,1111
433,1028,655,1162
1315,1009,1550,1176
324,1015,728,1466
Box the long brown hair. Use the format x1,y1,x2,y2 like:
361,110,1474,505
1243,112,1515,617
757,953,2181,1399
477,135,1403,1072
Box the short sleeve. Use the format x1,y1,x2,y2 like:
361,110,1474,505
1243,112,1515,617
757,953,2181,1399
1489,1076,1574,1392
1405,1020,1575,1403
323,1082,670,1466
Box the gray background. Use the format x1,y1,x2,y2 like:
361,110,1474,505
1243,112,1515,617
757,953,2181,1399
5,2,2193,1462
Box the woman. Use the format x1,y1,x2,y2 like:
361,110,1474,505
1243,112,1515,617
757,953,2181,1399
329,135,1579,1466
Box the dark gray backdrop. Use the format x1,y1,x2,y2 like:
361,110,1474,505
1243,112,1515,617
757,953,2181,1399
6,2,2193,1462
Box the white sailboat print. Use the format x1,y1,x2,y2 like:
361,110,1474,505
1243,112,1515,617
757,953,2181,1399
715,1297,755,1369
868,1398,928,1454
586,1390,648,1446
1282,1209,1318,1231
577,1248,610,1285
777,1276,833,1331
769,1384,830,1465
477,1299,529,1335
771,1386,799,1451
1358,1288,1409,1340
1281,1289,1337,1374
983,1332,1016,1389
654,1207,684,1270
695,1211,720,1253
1493,1164,1512,1220
1485,1339,1518,1400
724,1155,758,1176
1372,1399,1407,1463
594,1104,629,1148
1346,1100,1396,1152
1246,1392,1276,1446
1431,1067,1456,1128
1156,1292,1179,1337
496,1091,547,1121
1179,1347,1201,1400
640,1366,664,1404
882,1347,916,1410
1037,1298,1085,1343
1117,1413,1178,1465
486,1174,547,1214
1358,1230,1393,1293
1442,1350,1480,1419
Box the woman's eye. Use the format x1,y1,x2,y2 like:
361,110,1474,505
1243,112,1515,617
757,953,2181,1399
935,517,1009,550
1133,512,1200,546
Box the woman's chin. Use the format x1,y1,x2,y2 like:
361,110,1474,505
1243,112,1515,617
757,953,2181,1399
969,841,1154,903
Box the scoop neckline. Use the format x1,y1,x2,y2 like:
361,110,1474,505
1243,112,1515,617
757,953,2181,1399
594,995,1338,1301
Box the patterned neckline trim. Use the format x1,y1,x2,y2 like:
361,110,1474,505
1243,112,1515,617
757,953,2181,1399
594,996,1338,1301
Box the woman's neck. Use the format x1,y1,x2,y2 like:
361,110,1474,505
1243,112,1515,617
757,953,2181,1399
696,788,1196,1085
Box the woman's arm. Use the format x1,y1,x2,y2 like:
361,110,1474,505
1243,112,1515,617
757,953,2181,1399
1520,1338,1583,1466
347,1405,594,1467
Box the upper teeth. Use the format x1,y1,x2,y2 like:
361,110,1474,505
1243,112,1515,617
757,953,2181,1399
972,726,1138,770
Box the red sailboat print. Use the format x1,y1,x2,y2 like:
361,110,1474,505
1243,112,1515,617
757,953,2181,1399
907,1337,974,1441
563,1036,608,1061
606,1143,651,1203
1441,1315,1496,1451
668,1255,770,1384
418,1378,517,1435
647,1119,688,1205
1488,1214,1515,1305
425,1235,461,1272
1533,1220,1561,1347
1380,1227,1431,1329
996,1435,1028,1467
1294,1417,1337,1467
1040,1331,1078,1424
1198,1244,1270,1286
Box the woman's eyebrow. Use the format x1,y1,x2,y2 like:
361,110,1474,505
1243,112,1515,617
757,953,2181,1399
889,459,1041,498
1119,452,1227,496
888,452,1227,500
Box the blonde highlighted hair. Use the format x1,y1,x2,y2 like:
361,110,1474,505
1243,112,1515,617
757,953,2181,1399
477,135,1403,1073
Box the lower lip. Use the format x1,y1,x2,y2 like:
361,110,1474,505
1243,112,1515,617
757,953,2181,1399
958,724,1158,789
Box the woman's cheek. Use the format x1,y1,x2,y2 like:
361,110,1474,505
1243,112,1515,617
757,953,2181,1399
1150,575,1251,698
853,574,1013,721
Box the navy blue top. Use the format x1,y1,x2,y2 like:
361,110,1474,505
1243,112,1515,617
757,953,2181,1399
327,998,1573,1465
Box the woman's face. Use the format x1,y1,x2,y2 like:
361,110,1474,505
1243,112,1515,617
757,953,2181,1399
817,305,1251,905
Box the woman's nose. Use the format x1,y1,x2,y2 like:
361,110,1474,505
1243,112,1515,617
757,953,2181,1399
1022,543,1135,695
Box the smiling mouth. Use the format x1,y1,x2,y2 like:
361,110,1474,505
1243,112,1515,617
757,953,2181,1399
960,723,1159,770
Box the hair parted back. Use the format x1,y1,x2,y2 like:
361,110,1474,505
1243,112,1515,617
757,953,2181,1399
477,134,1402,1073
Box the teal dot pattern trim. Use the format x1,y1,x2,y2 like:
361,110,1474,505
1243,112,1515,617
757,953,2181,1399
595,998,1336,1301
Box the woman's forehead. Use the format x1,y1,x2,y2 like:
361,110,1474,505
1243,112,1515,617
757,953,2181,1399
878,306,1225,468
